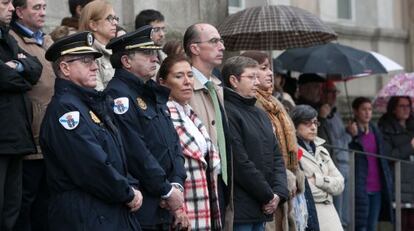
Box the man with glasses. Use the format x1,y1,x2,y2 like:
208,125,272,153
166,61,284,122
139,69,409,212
183,23,233,228
135,9,167,66
0,1,42,230
9,0,54,229
105,26,186,231
40,31,142,231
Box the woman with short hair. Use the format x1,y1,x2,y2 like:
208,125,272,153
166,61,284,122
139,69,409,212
290,105,344,231
222,56,288,231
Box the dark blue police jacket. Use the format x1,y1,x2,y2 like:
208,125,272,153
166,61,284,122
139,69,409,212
40,78,140,231
105,68,186,228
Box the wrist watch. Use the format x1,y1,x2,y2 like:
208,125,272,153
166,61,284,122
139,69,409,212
172,183,184,193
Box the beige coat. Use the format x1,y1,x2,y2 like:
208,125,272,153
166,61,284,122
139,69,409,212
299,137,344,231
188,74,223,148
93,40,114,91
9,30,55,159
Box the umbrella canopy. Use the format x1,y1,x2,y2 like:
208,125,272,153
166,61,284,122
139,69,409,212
276,43,388,77
374,72,414,112
218,5,337,51
370,51,404,72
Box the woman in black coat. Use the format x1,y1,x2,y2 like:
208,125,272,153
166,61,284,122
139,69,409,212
221,56,288,231
378,96,414,228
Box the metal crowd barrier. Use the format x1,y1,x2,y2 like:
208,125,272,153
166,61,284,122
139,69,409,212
323,144,414,231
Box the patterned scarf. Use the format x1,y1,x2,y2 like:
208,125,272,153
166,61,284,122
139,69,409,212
256,88,298,171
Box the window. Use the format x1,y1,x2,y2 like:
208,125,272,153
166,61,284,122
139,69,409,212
337,0,352,19
229,0,245,14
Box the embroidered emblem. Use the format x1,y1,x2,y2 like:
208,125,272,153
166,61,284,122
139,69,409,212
113,97,129,114
59,111,80,130
137,97,147,110
89,111,101,124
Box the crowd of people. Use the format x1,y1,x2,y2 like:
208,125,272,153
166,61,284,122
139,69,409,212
1,0,413,231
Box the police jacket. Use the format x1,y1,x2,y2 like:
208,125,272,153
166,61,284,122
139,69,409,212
40,78,140,231
105,68,186,228
0,25,42,155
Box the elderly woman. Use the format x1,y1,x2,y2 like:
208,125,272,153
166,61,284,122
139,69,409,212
79,0,118,90
222,56,288,231
241,51,304,231
348,97,393,231
158,55,221,231
290,105,344,231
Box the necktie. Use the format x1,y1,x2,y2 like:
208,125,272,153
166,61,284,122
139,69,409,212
205,81,227,185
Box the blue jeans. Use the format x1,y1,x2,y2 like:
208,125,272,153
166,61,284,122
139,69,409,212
233,222,265,231
357,191,382,231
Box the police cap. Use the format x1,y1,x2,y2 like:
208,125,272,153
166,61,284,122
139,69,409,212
106,25,161,53
45,31,102,62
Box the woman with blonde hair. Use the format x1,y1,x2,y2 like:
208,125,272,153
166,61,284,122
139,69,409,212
79,0,118,90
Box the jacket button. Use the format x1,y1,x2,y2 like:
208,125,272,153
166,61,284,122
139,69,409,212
211,120,215,125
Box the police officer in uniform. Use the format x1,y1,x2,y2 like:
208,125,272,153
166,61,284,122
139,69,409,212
105,26,186,230
40,32,142,231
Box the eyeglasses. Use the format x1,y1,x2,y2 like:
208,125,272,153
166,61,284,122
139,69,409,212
301,120,320,127
64,56,96,66
152,27,167,33
194,38,224,47
105,15,119,24
397,104,411,109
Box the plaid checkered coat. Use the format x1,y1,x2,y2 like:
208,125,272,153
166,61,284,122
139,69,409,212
168,101,222,230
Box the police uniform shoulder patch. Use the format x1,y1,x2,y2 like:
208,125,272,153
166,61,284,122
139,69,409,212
59,111,80,130
113,97,129,114
136,97,147,110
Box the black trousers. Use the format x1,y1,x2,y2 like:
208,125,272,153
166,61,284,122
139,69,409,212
0,156,22,231
13,160,49,231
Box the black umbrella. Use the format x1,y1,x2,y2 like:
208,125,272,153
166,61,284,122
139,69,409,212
276,43,387,77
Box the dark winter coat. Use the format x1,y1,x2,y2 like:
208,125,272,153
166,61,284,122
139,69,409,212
224,88,288,224
40,78,140,231
0,25,42,155
348,123,394,228
105,68,186,229
378,114,414,203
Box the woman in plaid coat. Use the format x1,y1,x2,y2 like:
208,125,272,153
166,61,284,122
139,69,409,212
159,56,222,230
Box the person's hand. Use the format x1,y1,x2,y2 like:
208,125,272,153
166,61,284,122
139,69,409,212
164,187,184,211
319,103,331,118
262,194,279,214
410,138,414,149
346,121,358,137
17,53,26,59
126,188,143,212
172,208,191,231
307,175,316,185
5,61,17,69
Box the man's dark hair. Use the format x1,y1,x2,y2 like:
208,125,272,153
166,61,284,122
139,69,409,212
69,0,94,17
134,9,164,29
12,0,27,22
183,24,200,58
352,97,371,110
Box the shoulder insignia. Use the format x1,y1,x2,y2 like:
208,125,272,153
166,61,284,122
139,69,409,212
59,111,80,130
113,97,129,114
89,111,101,124
136,97,147,110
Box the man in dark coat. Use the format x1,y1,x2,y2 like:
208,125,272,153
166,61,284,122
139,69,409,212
0,1,42,230
40,32,142,231
105,26,186,231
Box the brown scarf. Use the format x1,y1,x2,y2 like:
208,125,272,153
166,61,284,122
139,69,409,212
256,88,298,171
